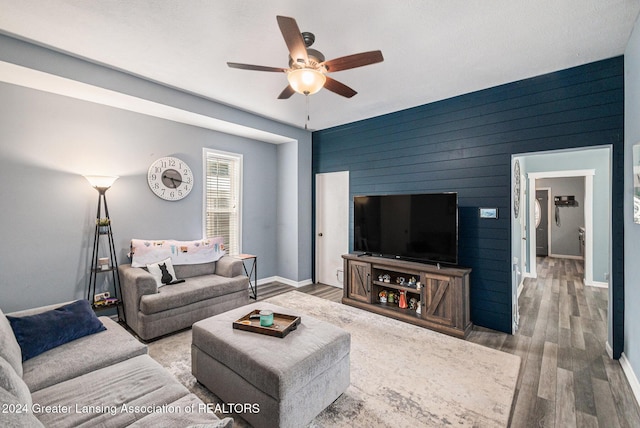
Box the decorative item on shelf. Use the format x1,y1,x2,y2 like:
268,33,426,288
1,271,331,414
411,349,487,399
383,274,391,283
416,281,422,290
378,290,387,303
387,291,396,304
97,218,110,233
398,290,408,309
98,257,110,270
378,274,384,282
409,297,418,310
396,276,405,285
416,301,422,315
408,277,417,287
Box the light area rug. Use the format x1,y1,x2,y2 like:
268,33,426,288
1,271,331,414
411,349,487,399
147,291,520,427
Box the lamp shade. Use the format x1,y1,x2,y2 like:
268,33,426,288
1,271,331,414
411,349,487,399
287,68,326,95
84,175,119,190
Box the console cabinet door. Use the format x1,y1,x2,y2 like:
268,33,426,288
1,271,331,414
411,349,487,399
422,273,454,327
347,260,371,302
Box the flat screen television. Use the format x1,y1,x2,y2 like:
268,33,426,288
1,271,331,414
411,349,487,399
353,193,458,265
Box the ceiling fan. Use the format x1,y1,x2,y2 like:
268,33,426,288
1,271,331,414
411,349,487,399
227,15,384,99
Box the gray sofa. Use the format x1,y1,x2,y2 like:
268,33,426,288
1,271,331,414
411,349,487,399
0,302,232,427
120,256,250,341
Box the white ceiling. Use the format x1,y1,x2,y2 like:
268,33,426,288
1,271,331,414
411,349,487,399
1,0,639,131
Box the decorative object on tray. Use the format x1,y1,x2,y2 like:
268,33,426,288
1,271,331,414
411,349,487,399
379,290,387,303
259,309,274,327
233,309,301,338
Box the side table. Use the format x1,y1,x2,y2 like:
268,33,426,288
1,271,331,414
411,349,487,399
235,254,257,299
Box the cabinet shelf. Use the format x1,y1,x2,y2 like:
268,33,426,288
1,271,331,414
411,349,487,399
372,280,421,294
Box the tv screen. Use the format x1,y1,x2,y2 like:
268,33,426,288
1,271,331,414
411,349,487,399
353,193,458,265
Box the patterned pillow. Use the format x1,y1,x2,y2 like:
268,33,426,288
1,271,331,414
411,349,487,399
146,257,180,287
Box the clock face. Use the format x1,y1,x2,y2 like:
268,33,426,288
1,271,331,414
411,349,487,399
513,159,521,218
148,156,194,201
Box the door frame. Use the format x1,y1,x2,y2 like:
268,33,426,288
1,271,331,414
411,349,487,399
315,171,349,288
527,170,595,284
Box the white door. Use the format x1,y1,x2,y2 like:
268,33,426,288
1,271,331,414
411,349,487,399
316,171,349,288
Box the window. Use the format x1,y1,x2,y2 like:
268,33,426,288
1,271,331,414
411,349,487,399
203,149,242,256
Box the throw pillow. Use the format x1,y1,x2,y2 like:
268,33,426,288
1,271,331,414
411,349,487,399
7,300,106,362
147,257,180,287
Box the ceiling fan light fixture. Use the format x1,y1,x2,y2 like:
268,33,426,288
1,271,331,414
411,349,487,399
287,68,326,95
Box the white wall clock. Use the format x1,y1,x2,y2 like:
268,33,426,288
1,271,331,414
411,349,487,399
147,156,194,201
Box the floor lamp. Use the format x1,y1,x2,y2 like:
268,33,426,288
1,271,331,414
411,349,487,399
84,175,123,320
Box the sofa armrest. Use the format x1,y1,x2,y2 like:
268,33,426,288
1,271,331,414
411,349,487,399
119,264,158,315
216,256,244,278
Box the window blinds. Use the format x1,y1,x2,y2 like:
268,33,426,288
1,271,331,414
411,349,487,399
204,150,241,256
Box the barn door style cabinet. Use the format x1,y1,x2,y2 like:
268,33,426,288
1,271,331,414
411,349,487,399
342,254,472,338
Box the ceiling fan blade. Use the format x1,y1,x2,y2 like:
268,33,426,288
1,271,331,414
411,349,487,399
276,15,309,65
324,76,357,98
227,62,287,72
277,85,296,99
322,50,384,72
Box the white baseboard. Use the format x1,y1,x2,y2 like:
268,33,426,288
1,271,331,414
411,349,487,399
606,341,614,359
620,352,640,406
257,276,313,288
585,280,609,288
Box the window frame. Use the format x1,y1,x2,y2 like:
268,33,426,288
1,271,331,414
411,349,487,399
202,148,243,256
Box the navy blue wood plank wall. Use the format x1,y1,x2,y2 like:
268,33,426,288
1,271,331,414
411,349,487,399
312,57,624,344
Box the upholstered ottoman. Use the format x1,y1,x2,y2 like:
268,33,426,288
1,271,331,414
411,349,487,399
191,302,351,428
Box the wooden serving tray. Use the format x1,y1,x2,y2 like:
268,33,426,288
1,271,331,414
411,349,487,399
232,309,301,338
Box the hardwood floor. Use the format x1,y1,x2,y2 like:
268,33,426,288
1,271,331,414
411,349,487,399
257,258,640,427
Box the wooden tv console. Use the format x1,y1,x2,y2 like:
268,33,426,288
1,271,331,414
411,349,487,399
342,254,472,338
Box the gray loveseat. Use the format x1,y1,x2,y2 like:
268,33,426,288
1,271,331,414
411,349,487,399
120,256,249,341
0,302,232,427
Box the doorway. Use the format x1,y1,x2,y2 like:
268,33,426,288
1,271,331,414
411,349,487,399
535,188,550,257
315,171,349,288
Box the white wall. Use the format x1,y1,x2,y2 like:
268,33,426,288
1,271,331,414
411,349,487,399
623,11,640,398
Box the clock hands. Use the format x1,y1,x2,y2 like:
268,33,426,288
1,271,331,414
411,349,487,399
162,174,183,188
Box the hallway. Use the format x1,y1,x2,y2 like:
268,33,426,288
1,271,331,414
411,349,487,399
468,257,640,427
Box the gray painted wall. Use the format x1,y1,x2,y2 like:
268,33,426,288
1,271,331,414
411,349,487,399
0,35,313,312
624,12,640,389
537,177,586,257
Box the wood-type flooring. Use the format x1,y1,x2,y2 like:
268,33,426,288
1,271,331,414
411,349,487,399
259,257,640,427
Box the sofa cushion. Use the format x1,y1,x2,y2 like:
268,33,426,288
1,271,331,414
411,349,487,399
0,309,23,377
174,261,216,279
128,394,233,427
7,300,106,362
140,275,248,315
0,386,44,428
31,355,190,428
0,356,31,407
23,316,147,392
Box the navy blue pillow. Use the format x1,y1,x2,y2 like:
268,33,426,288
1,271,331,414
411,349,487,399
7,300,106,361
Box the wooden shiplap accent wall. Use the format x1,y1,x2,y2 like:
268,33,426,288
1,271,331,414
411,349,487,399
312,57,624,338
